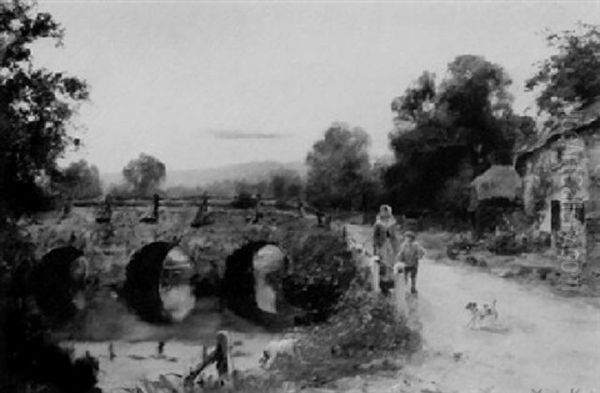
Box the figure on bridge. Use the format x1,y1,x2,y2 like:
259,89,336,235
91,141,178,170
153,193,160,218
191,193,214,228
296,199,329,227
140,193,161,224
251,194,264,224
95,195,112,224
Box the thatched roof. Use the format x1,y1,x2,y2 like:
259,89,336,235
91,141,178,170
471,165,522,201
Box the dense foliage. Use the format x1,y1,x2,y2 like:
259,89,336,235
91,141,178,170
0,0,88,218
121,153,166,197
255,284,421,390
307,284,421,356
51,160,102,199
0,2,98,392
283,230,356,322
305,123,380,210
385,55,535,214
269,168,303,204
526,23,600,118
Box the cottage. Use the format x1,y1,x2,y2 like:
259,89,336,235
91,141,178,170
516,99,600,282
469,165,522,237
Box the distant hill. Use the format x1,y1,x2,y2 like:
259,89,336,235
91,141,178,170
101,161,307,189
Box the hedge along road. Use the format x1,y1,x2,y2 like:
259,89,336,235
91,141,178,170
345,224,600,393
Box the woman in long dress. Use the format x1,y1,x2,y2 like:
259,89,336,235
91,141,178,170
373,205,399,295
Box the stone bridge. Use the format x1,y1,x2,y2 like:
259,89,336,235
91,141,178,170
24,204,353,326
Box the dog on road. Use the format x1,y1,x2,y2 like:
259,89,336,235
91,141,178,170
465,300,498,329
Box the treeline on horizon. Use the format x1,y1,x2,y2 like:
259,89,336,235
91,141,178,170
32,24,600,219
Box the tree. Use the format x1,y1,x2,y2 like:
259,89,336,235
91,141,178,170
269,168,303,202
0,2,97,392
122,153,166,197
0,1,88,218
386,55,529,212
51,160,102,199
526,23,600,118
305,122,374,210
391,70,436,126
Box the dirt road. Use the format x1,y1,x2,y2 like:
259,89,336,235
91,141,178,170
346,225,600,393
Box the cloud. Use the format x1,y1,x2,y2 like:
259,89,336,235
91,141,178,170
209,129,286,140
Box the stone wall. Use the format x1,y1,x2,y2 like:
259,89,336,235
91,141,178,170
523,133,588,285
584,130,600,276
522,146,558,232
555,134,588,285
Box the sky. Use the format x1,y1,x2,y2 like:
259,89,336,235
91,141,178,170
30,0,600,174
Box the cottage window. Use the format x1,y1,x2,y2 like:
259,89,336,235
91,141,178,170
576,204,585,224
551,200,561,232
556,145,565,163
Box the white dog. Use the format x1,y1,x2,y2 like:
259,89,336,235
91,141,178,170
465,300,498,329
259,338,299,369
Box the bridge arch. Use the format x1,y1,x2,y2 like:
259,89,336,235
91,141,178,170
31,246,89,321
222,241,297,327
122,241,195,323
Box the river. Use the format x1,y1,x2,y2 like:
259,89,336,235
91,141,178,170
56,293,283,392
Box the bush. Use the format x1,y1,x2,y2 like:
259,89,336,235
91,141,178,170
1,226,100,393
52,160,103,200
485,231,524,255
265,285,421,387
309,285,421,357
283,231,356,322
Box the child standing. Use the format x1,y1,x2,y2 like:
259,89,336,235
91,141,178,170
397,231,425,294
